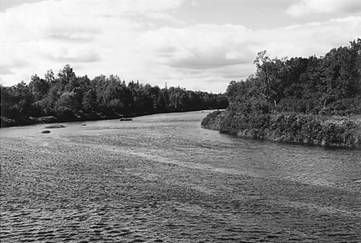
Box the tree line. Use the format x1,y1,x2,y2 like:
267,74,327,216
0,66,228,127
202,39,361,148
226,39,361,116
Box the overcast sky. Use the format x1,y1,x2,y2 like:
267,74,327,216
0,0,360,92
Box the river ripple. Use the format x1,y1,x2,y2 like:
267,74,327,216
1,111,361,242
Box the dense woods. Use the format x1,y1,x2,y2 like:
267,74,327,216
226,39,361,116
202,39,361,148
0,66,228,127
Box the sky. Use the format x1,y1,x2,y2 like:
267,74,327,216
0,0,360,92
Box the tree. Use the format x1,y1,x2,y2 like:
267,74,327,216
29,75,49,100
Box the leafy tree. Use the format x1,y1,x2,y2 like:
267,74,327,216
1,65,228,127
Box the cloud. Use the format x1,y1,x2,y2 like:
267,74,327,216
0,0,360,92
287,0,361,17
0,0,48,11
45,49,101,63
0,66,14,75
141,16,361,69
0,0,184,80
0,59,28,73
47,33,94,42
142,25,254,70
46,26,100,42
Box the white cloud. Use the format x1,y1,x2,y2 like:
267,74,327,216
140,25,254,70
139,17,361,87
0,0,360,92
287,0,361,17
0,0,46,11
0,0,183,85
45,49,101,63
0,66,14,75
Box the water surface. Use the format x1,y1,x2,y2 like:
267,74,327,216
1,111,361,242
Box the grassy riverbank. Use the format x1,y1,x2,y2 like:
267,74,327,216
202,111,361,149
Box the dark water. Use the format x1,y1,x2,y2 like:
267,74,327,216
1,111,361,242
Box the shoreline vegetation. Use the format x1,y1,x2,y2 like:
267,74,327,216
202,39,361,149
0,66,228,127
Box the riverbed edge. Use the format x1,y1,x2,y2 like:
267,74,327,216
201,110,361,149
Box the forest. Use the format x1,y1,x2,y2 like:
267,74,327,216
0,66,228,127
202,39,361,148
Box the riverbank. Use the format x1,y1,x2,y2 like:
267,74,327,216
1,114,117,127
202,110,361,149
0,109,211,128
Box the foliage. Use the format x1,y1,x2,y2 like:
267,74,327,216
202,39,361,148
0,65,228,127
201,110,225,130
226,39,361,115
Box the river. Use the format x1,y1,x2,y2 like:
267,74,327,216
1,111,360,242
